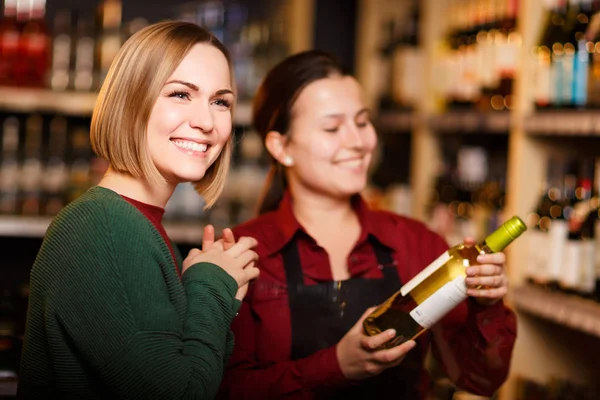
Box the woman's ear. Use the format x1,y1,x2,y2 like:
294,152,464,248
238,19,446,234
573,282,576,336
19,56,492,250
265,131,294,166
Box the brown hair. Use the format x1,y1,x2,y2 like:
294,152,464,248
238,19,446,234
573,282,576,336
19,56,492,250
253,50,348,214
90,20,234,208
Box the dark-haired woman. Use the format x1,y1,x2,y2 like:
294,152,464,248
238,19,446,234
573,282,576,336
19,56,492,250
218,50,517,400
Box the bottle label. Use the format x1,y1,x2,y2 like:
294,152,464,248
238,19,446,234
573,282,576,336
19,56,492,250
409,275,467,329
401,251,451,296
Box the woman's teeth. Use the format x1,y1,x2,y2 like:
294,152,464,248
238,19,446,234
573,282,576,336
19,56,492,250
339,159,362,168
171,140,208,152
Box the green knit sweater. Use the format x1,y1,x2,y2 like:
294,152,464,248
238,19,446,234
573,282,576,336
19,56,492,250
17,186,241,399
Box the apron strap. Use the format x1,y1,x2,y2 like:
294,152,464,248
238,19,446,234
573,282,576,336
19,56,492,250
281,233,304,295
370,238,402,284
282,233,401,290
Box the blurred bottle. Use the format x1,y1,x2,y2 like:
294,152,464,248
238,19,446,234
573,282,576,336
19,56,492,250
72,14,95,92
0,0,20,85
43,116,69,216
14,0,50,87
19,114,44,215
67,126,92,204
49,10,72,91
0,116,20,214
0,290,18,382
95,0,122,89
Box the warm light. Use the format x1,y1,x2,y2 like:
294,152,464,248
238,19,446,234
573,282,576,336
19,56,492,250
527,213,541,227
549,205,562,218
539,216,551,231
491,95,505,110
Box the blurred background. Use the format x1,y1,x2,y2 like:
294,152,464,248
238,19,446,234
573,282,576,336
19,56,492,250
0,0,599,399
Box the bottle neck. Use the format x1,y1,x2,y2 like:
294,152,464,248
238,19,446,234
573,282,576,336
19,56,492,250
475,241,494,254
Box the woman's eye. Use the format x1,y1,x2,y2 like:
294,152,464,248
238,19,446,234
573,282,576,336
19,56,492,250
324,127,339,133
213,98,232,108
356,120,370,128
168,90,191,100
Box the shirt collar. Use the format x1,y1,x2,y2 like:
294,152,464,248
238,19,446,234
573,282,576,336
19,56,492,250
266,190,397,256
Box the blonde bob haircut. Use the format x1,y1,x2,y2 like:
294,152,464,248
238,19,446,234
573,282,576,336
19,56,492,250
90,20,234,209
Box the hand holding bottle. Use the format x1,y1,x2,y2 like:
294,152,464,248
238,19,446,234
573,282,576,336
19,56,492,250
336,307,417,381
183,225,260,300
462,237,508,306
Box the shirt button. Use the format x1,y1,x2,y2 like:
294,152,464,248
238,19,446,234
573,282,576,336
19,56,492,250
482,317,491,326
350,256,358,263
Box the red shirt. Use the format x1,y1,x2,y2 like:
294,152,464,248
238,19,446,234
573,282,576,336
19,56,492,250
121,195,180,276
219,191,517,399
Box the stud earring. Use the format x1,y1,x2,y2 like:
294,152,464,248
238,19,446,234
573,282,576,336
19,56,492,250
283,155,294,166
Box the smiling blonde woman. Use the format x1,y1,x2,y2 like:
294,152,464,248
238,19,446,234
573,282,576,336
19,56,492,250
18,20,259,400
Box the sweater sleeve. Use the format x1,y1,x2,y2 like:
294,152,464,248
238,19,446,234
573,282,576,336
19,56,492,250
55,260,240,400
48,205,242,400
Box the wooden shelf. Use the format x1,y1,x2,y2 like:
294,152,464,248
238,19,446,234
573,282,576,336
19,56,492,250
0,86,253,125
429,111,511,134
0,215,208,245
523,110,600,136
376,110,511,134
376,110,415,132
512,284,600,339
0,87,98,116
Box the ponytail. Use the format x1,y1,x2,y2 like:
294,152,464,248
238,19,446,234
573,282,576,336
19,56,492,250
257,163,287,215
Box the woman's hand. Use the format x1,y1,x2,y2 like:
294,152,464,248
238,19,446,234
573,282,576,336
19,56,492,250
463,237,508,306
183,225,259,300
336,307,416,381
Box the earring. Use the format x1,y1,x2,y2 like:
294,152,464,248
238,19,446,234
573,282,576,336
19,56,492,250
283,155,294,166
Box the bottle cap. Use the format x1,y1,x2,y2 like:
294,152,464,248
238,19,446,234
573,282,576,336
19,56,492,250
485,215,527,252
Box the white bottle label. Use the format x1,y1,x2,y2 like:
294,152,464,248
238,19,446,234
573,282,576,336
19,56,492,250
547,220,568,280
409,275,468,329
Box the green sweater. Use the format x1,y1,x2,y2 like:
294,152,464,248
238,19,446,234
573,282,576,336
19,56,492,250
18,186,241,399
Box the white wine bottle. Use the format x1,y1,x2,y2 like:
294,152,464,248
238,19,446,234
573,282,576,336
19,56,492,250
363,216,527,347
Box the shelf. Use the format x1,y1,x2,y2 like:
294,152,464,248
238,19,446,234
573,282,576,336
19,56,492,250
376,110,511,134
0,215,207,245
512,284,600,339
523,110,600,136
429,111,511,134
376,110,416,132
0,87,98,116
0,86,253,125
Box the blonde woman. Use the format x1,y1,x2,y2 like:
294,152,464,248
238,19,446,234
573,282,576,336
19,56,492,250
18,21,259,399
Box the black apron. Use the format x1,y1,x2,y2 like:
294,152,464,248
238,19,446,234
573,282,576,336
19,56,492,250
282,234,423,400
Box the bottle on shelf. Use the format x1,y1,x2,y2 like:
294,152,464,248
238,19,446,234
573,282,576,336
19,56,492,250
49,10,73,91
19,114,44,215
66,126,92,204
0,116,20,215
72,14,96,92
14,0,50,88
363,216,527,347
95,0,123,89
434,0,522,112
0,0,20,86
43,116,69,216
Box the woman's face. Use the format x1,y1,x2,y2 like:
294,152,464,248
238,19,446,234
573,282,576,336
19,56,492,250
146,43,233,186
283,75,377,200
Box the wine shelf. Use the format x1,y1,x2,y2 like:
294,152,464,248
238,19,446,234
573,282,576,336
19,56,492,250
0,87,98,116
429,111,511,134
524,110,600,136
376,110,511,134
512,284,600,339
0,215,209,245
376,111,416,132
0,86,253,126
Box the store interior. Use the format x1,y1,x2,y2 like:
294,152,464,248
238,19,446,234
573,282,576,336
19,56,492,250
1,0,600,399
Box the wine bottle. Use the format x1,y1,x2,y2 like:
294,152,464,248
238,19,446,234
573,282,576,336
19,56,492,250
363,216,527,347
